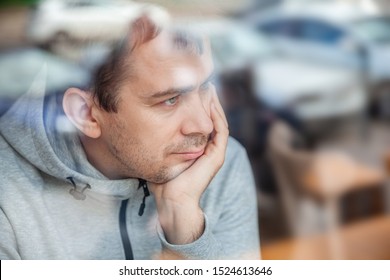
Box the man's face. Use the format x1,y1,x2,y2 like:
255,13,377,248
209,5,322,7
99,30,215,183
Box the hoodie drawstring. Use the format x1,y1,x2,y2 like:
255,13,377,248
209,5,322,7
66,176,91,200
66,177,149,217
65,177,149,259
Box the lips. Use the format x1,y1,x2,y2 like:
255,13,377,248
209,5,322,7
174,149,205,160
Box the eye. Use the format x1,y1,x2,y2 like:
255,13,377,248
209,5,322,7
164,96,179,106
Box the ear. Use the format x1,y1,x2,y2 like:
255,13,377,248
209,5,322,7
62,88,102,138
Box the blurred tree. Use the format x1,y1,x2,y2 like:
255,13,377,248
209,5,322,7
1,0,39,8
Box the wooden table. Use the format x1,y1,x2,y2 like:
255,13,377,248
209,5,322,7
303,151,386,199
261,215,390,259
308,121,390,200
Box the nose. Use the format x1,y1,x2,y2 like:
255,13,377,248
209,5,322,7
181,94,213,136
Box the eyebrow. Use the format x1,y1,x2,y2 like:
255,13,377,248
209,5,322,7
148,71,215,100
200,72,215,89
150,85,195,99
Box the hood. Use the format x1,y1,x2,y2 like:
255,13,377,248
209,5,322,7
254,57,358,108
0,66,139,199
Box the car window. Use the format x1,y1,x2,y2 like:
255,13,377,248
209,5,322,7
299,19,345,45
209,26,274,68
68,2,93,8
65,0,109,8
258,19,300,39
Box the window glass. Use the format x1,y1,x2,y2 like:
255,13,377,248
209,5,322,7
258,19,300,38
300,19,345,45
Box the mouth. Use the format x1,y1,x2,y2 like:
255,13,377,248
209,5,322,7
174,149,205,160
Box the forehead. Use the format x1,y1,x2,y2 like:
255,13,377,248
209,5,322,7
129,29,214,92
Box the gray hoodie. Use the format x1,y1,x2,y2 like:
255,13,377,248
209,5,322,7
0,70,260,260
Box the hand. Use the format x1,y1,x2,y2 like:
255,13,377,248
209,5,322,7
149,92,229,245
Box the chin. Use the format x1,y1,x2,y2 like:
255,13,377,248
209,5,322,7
175,159,196,176
152,159,196,184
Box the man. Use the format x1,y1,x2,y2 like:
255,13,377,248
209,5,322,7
0,13,260,259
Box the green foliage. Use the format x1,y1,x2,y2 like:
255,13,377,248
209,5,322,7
0,0,39,7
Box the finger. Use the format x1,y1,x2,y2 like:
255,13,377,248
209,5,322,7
211,89,228,128
210,102,229,149
196,103,228,171
213,97,228,128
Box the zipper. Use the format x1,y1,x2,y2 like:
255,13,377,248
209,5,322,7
138,179,149,216
119,179,149,259
119,199,134,260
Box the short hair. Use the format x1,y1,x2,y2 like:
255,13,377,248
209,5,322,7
90,14,204,113
90,15,160,113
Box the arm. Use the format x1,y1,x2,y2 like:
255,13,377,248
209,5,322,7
157,141,261,259
204,143,261,259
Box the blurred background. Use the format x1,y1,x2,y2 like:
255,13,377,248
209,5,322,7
1,0,389,259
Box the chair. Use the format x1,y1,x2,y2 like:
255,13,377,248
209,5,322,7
267,121,328,237
267,121,386,236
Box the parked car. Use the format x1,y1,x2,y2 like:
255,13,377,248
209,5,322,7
27,0,170,47
0,47,90,116
178,18,366,121
248,1,390,117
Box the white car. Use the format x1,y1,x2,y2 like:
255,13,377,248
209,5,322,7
248,1,390,116
178,18,366,121
27,0,170,46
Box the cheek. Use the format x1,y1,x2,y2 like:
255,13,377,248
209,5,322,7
140,116,179,149
126,111,164,138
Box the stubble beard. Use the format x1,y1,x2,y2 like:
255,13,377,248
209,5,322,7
151,134,209,183
109,124,209,183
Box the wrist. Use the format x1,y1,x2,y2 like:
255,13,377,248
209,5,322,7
156,201,205,245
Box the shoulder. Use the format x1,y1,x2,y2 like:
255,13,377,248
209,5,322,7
226,136,247,157
0,133,21,180
0,134,19,198
0,132,40,190
201,136,258,218
208,136,254,194
223,136,251,172
0,133,13,161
